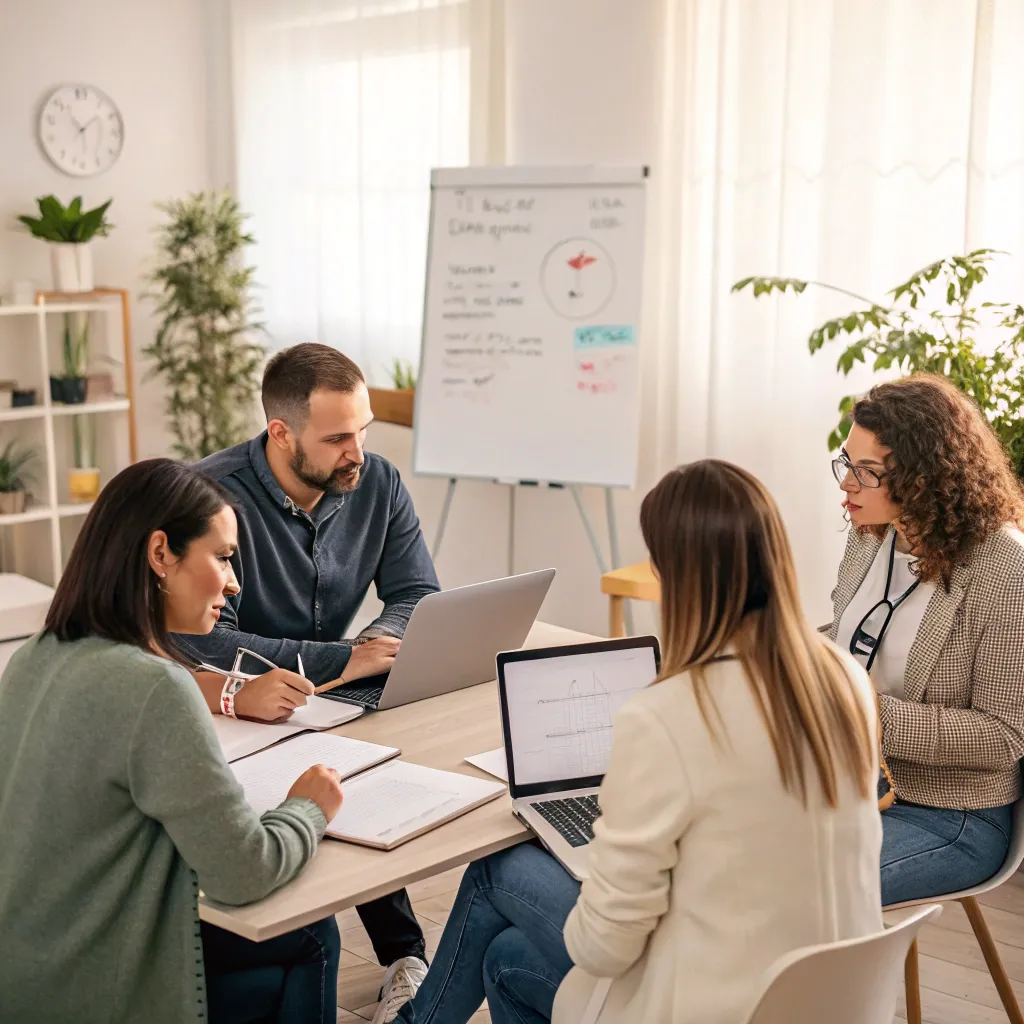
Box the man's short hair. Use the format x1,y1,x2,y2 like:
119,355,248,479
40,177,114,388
262,343,365,428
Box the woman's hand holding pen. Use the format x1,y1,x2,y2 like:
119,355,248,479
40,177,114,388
234,668,314,722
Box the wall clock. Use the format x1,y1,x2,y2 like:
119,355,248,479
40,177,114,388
38,84,124,177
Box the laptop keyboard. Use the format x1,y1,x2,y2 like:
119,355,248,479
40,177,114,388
530,795,601,848
320,681,386,708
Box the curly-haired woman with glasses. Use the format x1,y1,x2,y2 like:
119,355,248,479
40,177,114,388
828,373,1024,905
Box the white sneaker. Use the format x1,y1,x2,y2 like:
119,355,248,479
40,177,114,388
371,956,428,1024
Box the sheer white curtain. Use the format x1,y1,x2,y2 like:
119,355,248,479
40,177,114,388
229,0,503,382
642,0,1024,618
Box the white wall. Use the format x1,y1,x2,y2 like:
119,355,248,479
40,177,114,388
357,0,664,638
0,0,214,459
0,0,661,636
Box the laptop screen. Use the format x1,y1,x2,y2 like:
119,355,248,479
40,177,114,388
498,637,660,798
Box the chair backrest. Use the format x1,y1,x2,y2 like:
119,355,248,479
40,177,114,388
997,793,1024,882
742,905,942,1024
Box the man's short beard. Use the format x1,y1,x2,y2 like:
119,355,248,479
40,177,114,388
289,442,360,494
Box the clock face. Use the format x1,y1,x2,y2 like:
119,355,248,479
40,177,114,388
38,84,123,177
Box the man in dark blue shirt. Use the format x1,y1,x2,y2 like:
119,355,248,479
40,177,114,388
180,343,439,1022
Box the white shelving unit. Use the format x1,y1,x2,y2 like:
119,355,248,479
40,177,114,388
0,292,137,584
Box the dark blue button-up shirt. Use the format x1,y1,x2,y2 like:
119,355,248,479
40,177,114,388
176,433,440,684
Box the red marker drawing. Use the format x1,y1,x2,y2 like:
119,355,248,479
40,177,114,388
567,251,597,298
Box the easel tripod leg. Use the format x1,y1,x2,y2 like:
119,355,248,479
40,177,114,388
570,485,608,576
432,478,457,562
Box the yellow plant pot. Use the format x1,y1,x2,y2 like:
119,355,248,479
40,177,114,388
68,467,100,504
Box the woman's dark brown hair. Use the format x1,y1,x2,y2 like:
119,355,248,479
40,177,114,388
45,458,233,660
852,374,1024,586
640,459,874,807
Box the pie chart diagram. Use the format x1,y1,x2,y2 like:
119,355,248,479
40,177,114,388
540,237,617,320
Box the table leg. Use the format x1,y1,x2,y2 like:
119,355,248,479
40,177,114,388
609,596,625,638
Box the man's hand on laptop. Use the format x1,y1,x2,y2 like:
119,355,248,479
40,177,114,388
234,669,314,722
340,636,401,682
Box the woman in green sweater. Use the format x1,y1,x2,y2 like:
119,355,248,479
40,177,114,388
0,458,344,1024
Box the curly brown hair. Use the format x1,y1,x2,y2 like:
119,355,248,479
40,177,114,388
852,373,1024,587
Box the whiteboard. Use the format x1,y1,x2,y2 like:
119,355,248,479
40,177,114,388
412,166,647,489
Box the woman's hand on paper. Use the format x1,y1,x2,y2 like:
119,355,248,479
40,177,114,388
234,668,314,722
342,636,401,681
288,764,344,821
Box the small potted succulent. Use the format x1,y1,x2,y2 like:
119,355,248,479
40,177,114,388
0,439,38,516
17,195,113,293
368,357,417,427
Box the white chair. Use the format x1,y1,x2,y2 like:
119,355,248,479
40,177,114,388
742,905,942,1024
883,794,1024,1024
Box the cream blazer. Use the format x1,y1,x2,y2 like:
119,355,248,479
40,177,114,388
553,650,883,1024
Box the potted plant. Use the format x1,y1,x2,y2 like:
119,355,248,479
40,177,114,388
17,195,113,293
144,191,265,460
368,357,417,427
50,312,89,405
0,439,38,515
732,249,1024,477
68,416,100,504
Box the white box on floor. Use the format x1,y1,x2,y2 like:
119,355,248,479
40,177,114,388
0,573,55,642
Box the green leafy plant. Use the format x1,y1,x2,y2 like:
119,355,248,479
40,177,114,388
62,313,89,378
388,358,417,390
17,195,113,243
733,249,1024,477
144,191,265,461
0,439,37,493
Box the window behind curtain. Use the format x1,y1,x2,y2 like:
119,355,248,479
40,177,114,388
231,0,473,381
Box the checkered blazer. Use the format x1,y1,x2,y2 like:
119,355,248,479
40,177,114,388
827,524,1024,810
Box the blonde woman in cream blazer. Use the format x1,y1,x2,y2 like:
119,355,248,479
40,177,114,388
553,647,882,1024
393,461,882,1024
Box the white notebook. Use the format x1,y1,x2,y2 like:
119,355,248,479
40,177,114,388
213,696,364,763
231,731,400,813
324,760,506,850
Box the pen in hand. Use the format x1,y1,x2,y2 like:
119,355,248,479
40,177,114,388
297,653,305,680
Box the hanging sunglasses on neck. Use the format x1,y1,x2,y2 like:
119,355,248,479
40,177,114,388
849,533,920,673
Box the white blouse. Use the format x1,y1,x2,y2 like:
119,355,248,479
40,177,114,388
834,539,934,698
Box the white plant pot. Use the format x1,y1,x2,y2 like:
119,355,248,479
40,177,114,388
49,242,93,293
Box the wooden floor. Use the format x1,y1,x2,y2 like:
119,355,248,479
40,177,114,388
337,866,1024,1024
337,865,490,1023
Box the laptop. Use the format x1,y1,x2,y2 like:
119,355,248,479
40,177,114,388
497,635,660,880
322,568,556,711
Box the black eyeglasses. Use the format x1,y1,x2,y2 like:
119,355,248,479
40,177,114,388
831,455,888,489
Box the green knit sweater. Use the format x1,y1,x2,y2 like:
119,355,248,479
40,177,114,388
0,633,327,1023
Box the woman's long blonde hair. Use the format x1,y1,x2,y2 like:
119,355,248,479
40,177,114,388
640,459,873,807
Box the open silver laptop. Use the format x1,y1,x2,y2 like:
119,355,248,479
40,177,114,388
322,568,556,711
497,635,660,880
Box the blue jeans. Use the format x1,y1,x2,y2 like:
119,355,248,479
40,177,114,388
881,794,1012,906
202,915,341,1024
395,844,579,1024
